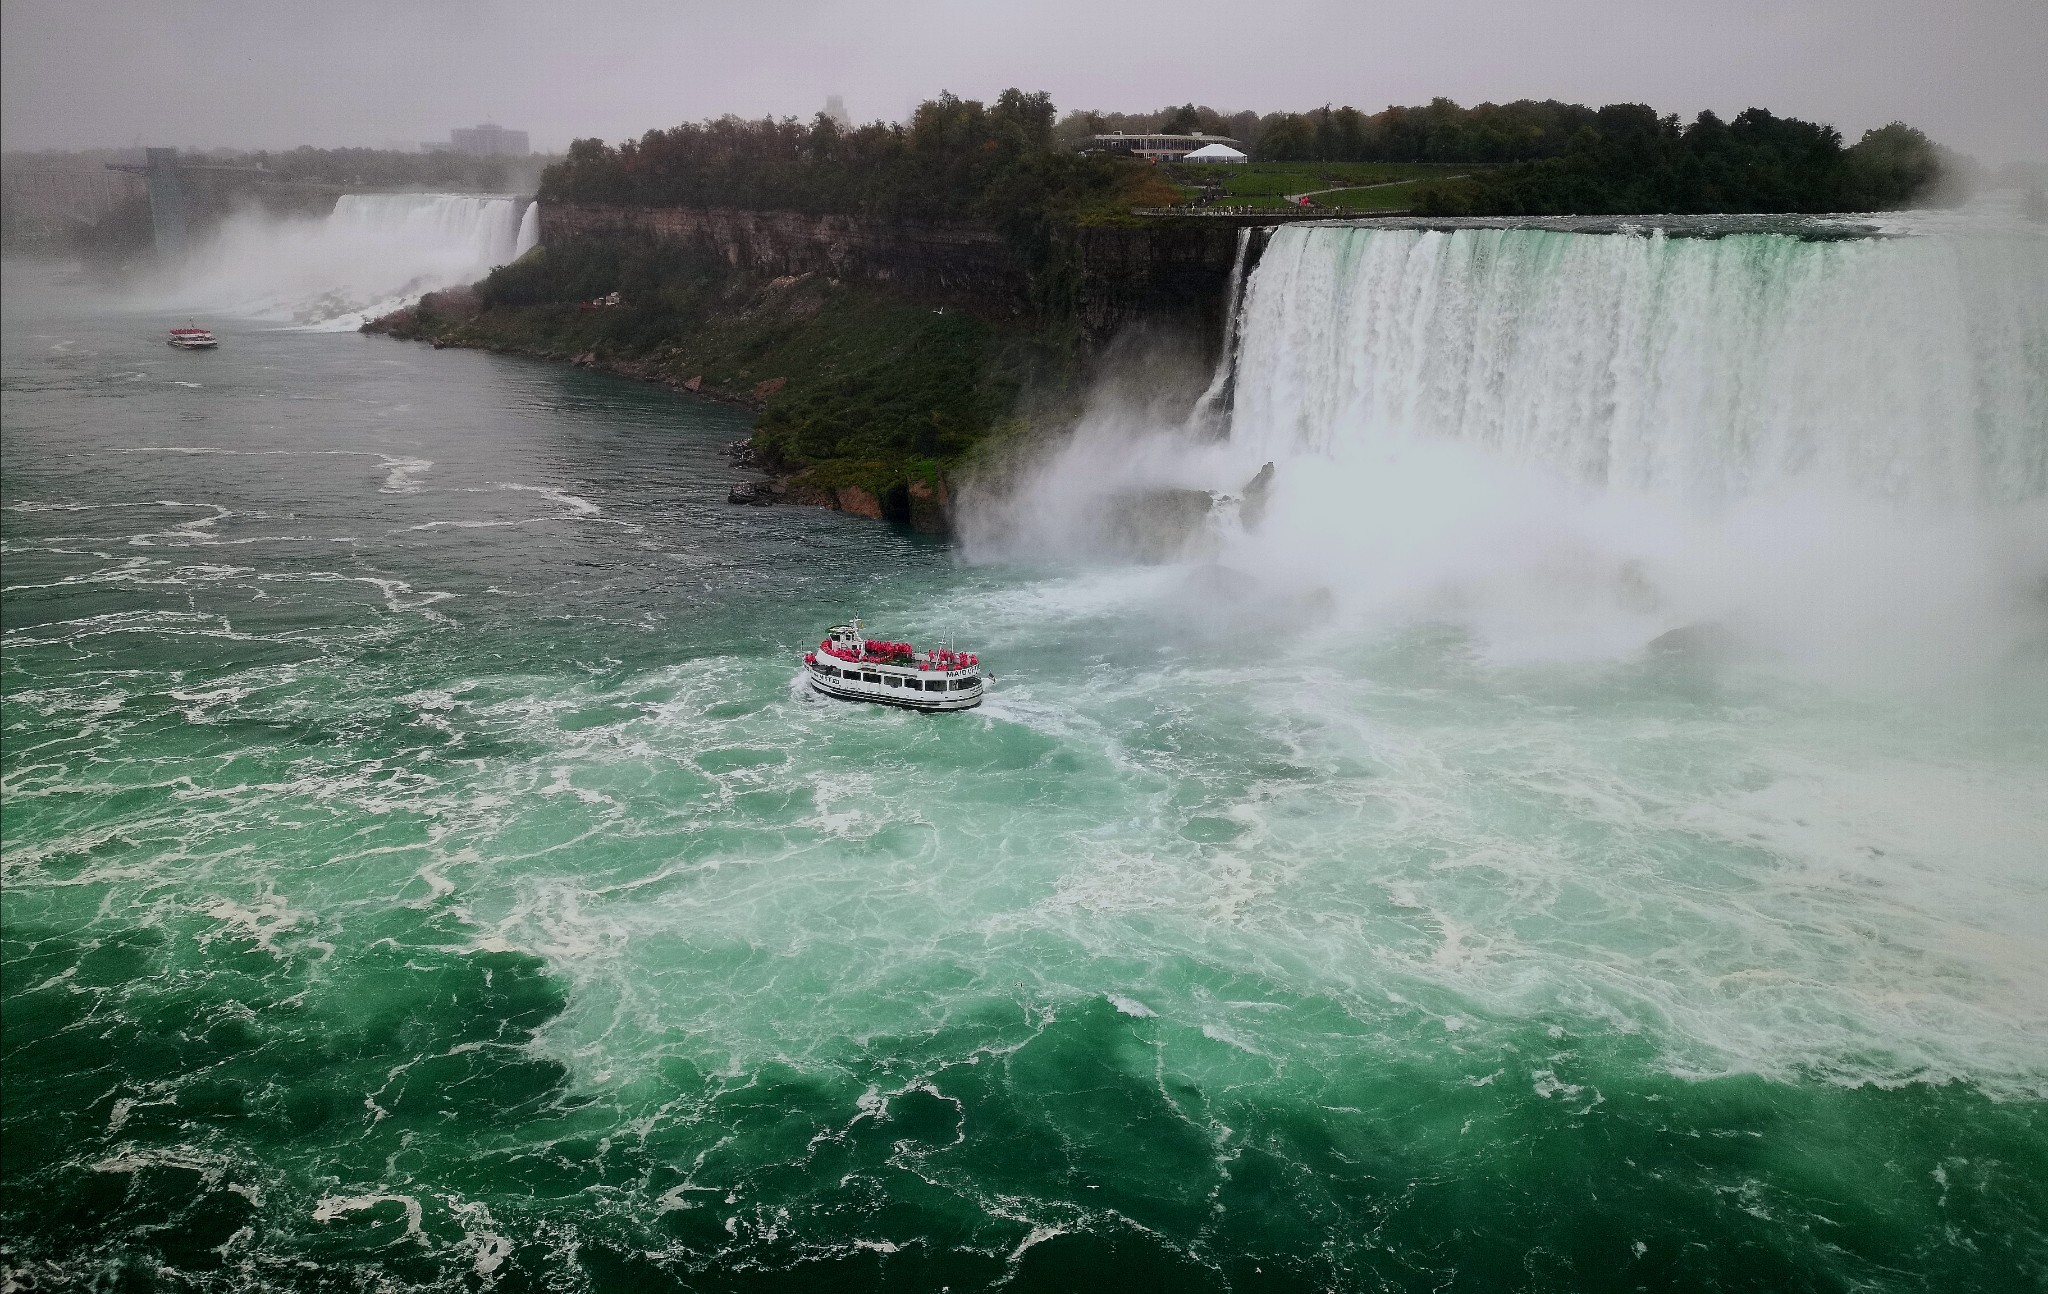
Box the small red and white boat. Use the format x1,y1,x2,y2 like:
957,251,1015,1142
804,619,985,711
167,327,218,350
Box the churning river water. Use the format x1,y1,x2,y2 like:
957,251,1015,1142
3,220,2046,1293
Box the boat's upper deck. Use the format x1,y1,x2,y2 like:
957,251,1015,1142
814,623,978,675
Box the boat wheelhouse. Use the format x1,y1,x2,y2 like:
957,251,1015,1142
167,327,218,350
803,619,985,711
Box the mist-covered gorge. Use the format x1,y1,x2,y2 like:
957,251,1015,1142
970,216,2048,683
153,191,538,328
4,208,2045,1290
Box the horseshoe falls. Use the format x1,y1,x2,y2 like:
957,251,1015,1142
154,192,534,329
4,213,2046,1294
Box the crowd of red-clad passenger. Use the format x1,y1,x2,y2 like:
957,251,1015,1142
806,639,979,671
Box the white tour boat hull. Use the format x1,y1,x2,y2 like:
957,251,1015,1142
804,659,983,711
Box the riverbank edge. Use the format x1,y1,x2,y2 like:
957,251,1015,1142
363,286,963,533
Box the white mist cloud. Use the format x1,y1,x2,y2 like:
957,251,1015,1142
970,217,2048,689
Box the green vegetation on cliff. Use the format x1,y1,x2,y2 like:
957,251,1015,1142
544,92,1944,230
431,89,1192,523
541,91,1178,251
1414,111,1946,215
388,233,1062,515
1064,97,1950,213
1253,99,1605,164
380,91,1949,531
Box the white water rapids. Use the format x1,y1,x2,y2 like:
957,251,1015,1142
969,215,2048,688
159,192,538,329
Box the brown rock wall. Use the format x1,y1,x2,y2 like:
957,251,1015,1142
834,485,884,520
906,479,951,534
535,204,1256,345
539,205,1032,310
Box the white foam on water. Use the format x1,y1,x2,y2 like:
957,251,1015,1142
975,216,2048,688
310,1193,426,1243
379,456,434,493
933,214,2048,1099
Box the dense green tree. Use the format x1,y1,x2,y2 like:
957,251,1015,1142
1258,114,1316,161
1413,105,1945,215
538,92,1946,226
540,89,1124,229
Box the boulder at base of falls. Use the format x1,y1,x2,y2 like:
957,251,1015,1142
1646,622,1746,662
1240,461,1276,531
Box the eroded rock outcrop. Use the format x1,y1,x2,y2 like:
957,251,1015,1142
835,485,884,520
906,478,951,534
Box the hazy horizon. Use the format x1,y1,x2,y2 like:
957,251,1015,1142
4,0,2044,164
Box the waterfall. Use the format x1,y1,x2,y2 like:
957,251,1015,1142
513,200,540,260
1230,223,2048,508
969,215,2048,682
163,192,535,329
1188,226,1254,432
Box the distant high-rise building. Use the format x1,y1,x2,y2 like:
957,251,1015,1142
824,95,852,129
444,124,530,158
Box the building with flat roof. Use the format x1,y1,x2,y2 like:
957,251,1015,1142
1086,132,1245,162
436,124,530,157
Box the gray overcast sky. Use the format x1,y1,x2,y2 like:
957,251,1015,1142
4,0,2044,162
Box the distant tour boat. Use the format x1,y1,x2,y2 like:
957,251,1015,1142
167,327,218,350
804,619,985,711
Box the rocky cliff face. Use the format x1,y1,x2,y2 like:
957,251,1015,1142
1067,223,1251,349
537,204,1255,346
541,204,1033,311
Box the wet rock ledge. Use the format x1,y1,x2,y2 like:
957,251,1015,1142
723,439,952,533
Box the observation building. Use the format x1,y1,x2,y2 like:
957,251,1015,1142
1085,131,1245,162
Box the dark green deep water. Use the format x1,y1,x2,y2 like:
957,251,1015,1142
3,267,2045,1292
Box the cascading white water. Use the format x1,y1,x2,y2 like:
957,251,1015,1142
1226,222,2048,677
513,200,540,260
162,193,536,329
1231,223,2047,508
968,216,2048,683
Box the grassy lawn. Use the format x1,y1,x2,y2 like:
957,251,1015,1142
1164,161,1485,209
1313,178,1447,210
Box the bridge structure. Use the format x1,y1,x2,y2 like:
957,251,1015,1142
6,148,516,258
104,149,272,256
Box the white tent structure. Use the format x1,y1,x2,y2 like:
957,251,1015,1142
1182,143,1248,164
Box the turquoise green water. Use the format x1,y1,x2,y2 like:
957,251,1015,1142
4,268,2045,1291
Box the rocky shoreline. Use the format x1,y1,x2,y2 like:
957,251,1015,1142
364,288,957,533
721,439,952,530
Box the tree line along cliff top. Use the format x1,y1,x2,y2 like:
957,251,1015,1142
535,91,1950,223
407,90,1950,533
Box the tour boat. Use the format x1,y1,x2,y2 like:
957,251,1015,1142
167,327,218,350
804,619,985,711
